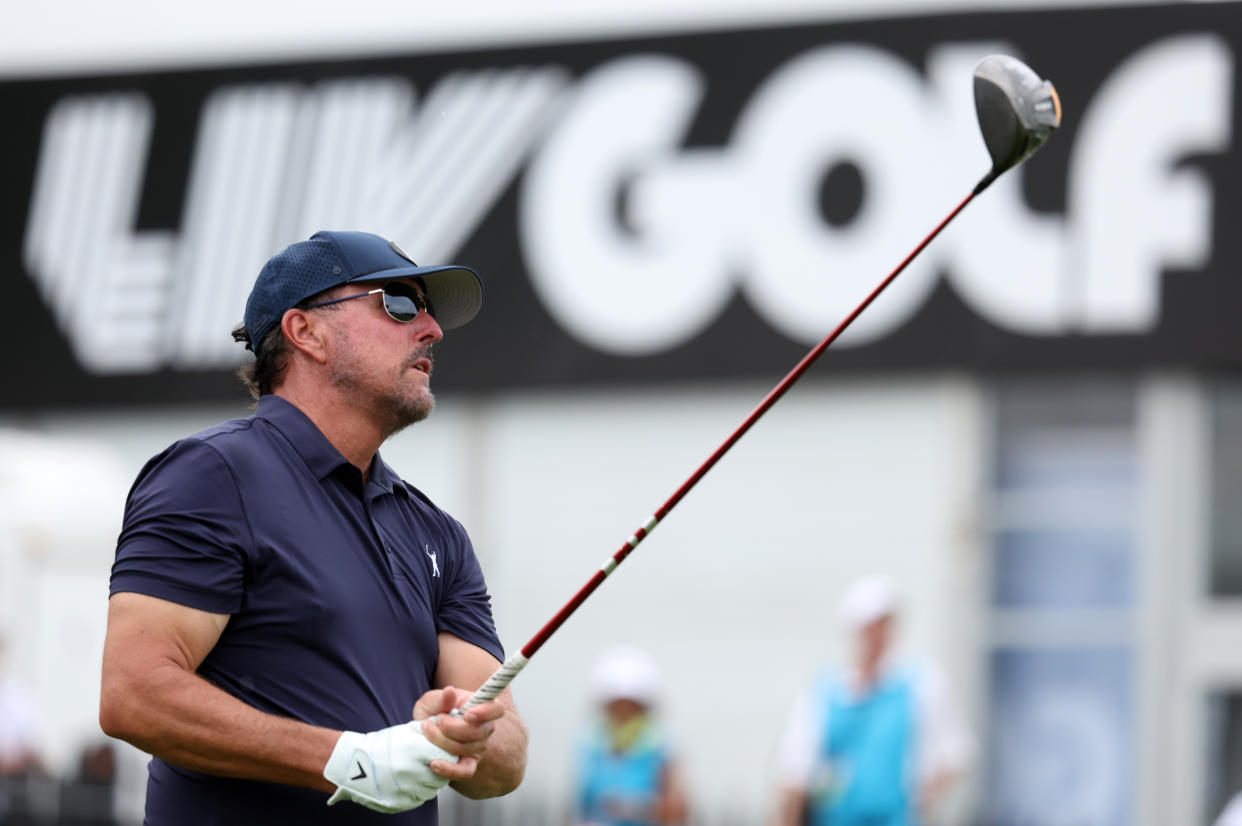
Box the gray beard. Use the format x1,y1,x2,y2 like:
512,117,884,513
326,325,437,439
327,356,436,441
375,389,435,441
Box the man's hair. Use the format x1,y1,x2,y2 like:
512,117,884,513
234,325,292,400
232,294,340,400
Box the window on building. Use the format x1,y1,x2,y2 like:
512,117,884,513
985,379,1137,826
1209,381,1242,597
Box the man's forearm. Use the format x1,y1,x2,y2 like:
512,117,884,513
101,659,339,792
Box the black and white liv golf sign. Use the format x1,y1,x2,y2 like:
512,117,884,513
1,3,1238,408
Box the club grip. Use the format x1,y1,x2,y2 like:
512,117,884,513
457,652,530,714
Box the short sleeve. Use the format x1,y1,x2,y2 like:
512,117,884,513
774,677,826,789
111,439,250,614
913,661,975,782
436,519,504,663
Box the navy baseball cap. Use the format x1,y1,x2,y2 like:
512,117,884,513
238,230,483,351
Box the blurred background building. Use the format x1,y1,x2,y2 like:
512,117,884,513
1,0,1240,823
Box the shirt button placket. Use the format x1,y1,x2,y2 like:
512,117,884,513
364,499,396,573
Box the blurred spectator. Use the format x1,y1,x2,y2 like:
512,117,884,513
0,637,43,779
771,575,973,826
75,742,117,787
572,645,688,826
59,741,119,826
1216,790,1242,826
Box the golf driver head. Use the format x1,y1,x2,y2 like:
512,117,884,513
973,55,1061,191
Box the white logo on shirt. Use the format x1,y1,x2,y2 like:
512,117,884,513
425,546,441,578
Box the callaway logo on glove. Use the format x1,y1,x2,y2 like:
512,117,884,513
323,720,459,813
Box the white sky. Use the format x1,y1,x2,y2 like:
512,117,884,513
0,0,1199,77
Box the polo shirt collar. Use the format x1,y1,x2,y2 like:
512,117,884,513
253,395,407,498
368,453,406,498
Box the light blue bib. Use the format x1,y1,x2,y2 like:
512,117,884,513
810,668,917,826
576,721,671,826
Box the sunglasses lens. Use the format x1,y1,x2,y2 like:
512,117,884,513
381,284,423,323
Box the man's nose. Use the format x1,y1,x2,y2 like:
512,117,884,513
418,312,444,342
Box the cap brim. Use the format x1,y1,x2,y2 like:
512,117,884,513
349,264,483,330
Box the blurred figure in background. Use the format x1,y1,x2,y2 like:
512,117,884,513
572,646,688,826
59,742,119,826
0,635,45,825
0,636,43,779
771,576,973,826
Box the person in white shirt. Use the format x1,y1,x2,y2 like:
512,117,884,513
771,576,973,826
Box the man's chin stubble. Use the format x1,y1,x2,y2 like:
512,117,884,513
382,391,435,439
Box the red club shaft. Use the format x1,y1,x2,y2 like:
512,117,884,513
520,188,978,660
462,187,980,711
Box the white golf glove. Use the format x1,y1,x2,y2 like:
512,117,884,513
323,720,458,813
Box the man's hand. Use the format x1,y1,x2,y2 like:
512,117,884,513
414,686,507,784
323,722,457,813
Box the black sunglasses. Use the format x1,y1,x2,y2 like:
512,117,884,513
304,281,433,323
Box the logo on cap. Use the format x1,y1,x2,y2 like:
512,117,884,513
389,240,417,266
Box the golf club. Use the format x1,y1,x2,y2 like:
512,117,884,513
457,54,1061,713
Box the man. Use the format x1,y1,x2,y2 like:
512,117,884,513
99,230,527,823
771,576,972,826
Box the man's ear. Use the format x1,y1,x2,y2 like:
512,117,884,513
282,308,329,364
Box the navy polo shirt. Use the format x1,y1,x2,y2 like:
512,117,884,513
111,395,503,825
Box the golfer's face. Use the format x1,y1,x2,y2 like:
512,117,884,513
325,278,444,422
